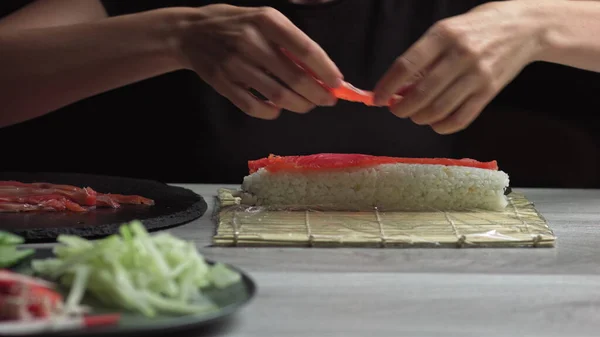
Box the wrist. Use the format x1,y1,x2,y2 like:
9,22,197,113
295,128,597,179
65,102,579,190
150,7,207,71
522,1,569,63
137,7,196,71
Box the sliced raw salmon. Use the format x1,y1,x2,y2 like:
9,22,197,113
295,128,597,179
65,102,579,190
281,48,413,106
248,153,499,174
0,181,154,213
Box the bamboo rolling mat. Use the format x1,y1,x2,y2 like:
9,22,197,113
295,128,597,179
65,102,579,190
212,189,556,248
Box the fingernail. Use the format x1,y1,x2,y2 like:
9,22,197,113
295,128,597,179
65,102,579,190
390,103,409,118
322,96,337,106
334,77,343,88
389,95,403,106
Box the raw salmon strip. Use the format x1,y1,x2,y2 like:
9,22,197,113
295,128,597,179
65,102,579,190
248,153,499,174
281,49,412,107
0,181,154,213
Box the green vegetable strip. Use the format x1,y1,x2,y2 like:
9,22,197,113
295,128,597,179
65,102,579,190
0,231,34,268
64,265,90,314
0,231,25,245
0,246,34,268
142,290,218,315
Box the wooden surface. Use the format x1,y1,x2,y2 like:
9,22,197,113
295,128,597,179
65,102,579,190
29,185,600,337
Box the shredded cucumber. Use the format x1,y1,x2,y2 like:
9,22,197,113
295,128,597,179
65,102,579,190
0,231,34,268
0,231,25,245
31,220,242,318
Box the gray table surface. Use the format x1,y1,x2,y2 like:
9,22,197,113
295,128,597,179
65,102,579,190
32,185,600,337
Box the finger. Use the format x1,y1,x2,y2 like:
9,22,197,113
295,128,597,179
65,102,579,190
430,92,492,135
211,70,281,120
387,48,470,119
373,27,449,106
222,56,315,113
237,25,336,106
199,4,252,16
253,7,343,88
410,73,479,126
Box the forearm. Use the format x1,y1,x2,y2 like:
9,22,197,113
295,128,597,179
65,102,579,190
531,0,600,72
0,0,108,30
0,8,186,128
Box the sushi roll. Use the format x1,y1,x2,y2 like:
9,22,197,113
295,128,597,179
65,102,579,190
240,154,510,212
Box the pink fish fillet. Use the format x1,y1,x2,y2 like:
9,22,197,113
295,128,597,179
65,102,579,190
0,181,155,213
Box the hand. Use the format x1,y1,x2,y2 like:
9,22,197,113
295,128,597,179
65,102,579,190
177,4,343,119
373,1,546,134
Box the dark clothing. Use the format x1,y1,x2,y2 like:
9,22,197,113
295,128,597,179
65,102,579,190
1,0,599,187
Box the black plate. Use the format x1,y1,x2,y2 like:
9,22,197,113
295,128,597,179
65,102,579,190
7,248,256,337
0,172,207,243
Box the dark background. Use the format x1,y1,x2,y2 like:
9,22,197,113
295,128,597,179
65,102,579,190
1,0,599,188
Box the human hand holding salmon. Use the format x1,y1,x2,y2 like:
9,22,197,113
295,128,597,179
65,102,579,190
372,1,549,135
179,4,343,119
281,48,414,107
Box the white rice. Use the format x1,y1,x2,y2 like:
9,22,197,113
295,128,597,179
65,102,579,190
240,163,510,211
